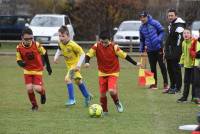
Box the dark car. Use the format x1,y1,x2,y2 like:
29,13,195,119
0,15,31,40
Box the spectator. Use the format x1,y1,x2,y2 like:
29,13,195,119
139,11,169,91
177,28,195,103
164,8,186,94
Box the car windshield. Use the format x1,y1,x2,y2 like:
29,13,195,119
118,22,141,31
30,16,63,27
0,16,29,25
192,21,200,30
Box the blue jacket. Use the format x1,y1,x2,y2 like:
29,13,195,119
139,16,164,52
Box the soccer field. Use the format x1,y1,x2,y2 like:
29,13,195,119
0,54,198,134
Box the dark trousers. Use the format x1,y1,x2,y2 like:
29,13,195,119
193,67,200,99
166,59,182,91
147,50,168,86
182,68,195,99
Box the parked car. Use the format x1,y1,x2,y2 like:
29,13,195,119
0,15,31,40
192,20,200,38
28,14,74,47
113,20,141,51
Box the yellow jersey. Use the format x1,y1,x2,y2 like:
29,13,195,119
59,40,84,69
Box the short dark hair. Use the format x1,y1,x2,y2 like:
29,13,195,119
184,27,191,32
99,30,111,40
22,27,33,35
58,25,69,35
168,8,177,15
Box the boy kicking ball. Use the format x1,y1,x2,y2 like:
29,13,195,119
85,30,141,114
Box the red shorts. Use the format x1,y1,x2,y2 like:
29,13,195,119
99,76,118,94
24,74,43,85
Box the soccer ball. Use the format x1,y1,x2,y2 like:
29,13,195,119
89,104,103,117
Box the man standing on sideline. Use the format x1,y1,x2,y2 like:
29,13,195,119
139,11,169,91
164,8,186,94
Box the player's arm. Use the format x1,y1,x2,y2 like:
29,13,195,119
54,46,61,64
16,46,26,68
71,43,86,71
84,44,97,68
114,45,140,66
179,42,185,65
37,42,52,75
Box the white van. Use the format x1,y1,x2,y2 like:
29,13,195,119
29,14,74,47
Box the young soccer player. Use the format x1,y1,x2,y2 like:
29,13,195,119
84,30,141,114
16,27,52,111
177,28,195,103
54,25,92,107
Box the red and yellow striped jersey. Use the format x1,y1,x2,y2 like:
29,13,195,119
16,41,46,75
86,42,127,76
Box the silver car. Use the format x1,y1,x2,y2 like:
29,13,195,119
113,20,141,51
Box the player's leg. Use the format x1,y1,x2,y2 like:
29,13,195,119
32,75,46,104
99,76,108,113
65,70,75,106
24,74,38,111
108,76,123,113
74,71,91,107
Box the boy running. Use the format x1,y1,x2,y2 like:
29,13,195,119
16,27,52,111
54,25,92,107
85,31,141,114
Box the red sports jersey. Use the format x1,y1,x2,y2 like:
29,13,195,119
93,42,120,74
16,41,44,71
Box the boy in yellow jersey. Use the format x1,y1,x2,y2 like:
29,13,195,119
54,26,91,107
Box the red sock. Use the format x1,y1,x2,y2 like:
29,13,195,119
28,90,37,107
110,94,119,104
100,96,108,112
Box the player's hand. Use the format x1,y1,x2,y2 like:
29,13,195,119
46,65,52,75
53,60,58,64
140,52,147,57
73,66,80,72
179,64,184,68
137,62,144,68
84,63,90,68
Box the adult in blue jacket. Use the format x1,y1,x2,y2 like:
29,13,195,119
139,11,168,91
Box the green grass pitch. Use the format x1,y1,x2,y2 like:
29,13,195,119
0,54,199,134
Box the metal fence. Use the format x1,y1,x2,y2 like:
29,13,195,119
0,40,140,52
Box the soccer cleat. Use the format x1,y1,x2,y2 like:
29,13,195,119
40,94,46,104
31,105,38,111
103,112,108,116
191,98,197,103
195,99,200,104
149,84,158,90
177,97,187,103
168,88,177,94
84,95,92,107
65,99,76,106
115,101,124,113
162,84,169,93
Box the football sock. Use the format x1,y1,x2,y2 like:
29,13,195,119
110,94,119,104
78,83,89,98
67,83,74,100
28,90,37,107
100,96,108,112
